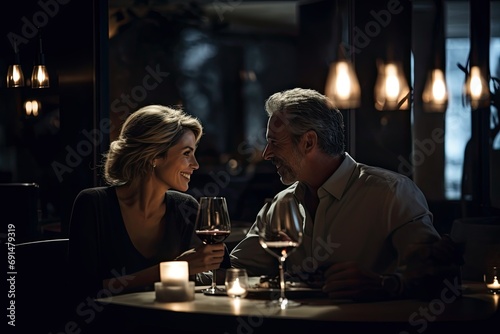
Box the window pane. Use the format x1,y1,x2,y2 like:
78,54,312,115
444,38,500,199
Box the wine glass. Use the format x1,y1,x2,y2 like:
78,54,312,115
258,193,303,309
195,196,231,295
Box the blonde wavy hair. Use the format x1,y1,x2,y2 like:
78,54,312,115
103,105,203,186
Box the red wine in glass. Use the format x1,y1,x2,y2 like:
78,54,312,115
195,230,230,244
195,197,231,295
259,194,303,309
261,240,300,260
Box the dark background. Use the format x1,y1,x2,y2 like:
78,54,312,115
0,0,498,241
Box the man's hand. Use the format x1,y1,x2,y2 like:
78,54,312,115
322,261,387,300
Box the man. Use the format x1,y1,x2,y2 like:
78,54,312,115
230,88,461,301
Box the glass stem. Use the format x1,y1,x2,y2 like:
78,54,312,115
212,269,217,290
279,258,286,301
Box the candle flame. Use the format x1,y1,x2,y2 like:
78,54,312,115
228,277,246,296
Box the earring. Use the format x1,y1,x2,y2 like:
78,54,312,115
153,164,156,168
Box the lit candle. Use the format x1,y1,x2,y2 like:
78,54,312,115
156,261,194,302
487,276,500,292
227,278,247,298
159,261,189,287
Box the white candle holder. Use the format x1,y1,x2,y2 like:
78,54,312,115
155,281,195,302
155,261,194,302
225,268,248,298
484,266,500,295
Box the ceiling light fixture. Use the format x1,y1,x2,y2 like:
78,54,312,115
31,28,49,89
6,37,25,88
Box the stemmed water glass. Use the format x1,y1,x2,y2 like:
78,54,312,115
258,193,304,309
195,196,231,295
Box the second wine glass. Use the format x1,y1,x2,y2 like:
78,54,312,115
195,196,231,295
258,193,303,309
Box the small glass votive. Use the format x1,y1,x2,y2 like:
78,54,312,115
155,281,195,302
484,266,500,294
225,268,248,298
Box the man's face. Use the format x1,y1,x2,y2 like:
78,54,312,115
262,115,304,185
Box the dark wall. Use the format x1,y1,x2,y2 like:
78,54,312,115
0,0,411,232
0,0,108,234
106,10,296,221
297,0,412,173
57,0,109,233
6,0,489,237
352,0,412,172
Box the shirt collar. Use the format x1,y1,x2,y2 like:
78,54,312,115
317,152,358,200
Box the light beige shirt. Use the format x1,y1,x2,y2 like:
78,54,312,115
230,153,440,279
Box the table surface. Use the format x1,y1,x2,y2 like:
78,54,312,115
95,281,499,333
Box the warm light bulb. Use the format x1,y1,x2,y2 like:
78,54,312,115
422,68,448,112
35,67,46,82
464,66,490,109
13,66,22,82
25,101,32,116
385,64,400,100
469,66,483,99
335,62,351,99
325,60,361,109
32,101,39,116
374,61,410,111
431,70,447,102
6,64,25,87
24,100,40,116
31,65,50,88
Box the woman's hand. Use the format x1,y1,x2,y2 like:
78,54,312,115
176,243,225,275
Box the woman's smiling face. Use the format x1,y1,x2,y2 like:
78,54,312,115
154,130,199,192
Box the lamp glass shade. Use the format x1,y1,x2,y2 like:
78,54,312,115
6,64,25,88
374,62,410,111
325,60,361,109
422,68,448,112
464,66,489,109
31,65,50,88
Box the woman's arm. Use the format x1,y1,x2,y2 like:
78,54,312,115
102,264,160,294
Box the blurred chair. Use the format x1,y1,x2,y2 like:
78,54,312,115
0,183,41,242
450,216,500,281
15,238,72,332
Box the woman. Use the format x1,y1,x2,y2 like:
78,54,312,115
68,105,227,298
